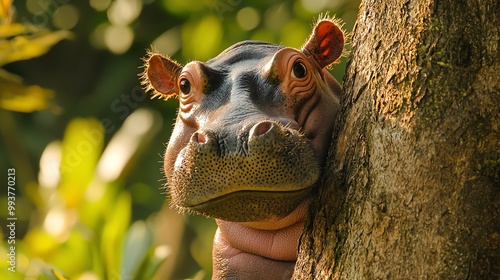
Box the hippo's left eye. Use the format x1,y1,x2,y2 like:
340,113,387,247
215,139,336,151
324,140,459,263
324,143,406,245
179,78,191,94
291,61,307,78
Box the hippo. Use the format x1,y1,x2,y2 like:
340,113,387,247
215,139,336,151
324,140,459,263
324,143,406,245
141,17,344,279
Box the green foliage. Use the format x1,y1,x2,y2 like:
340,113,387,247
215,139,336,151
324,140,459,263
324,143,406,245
182,15,223,61
0,117,167,279
0,22,70,112
0,69,55,112
0,24,72,66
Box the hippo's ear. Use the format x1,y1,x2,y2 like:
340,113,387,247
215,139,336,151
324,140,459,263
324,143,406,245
141,53,183,100
302,19,344,69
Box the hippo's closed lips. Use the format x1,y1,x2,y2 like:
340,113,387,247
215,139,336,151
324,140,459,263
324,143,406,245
170,121,319,221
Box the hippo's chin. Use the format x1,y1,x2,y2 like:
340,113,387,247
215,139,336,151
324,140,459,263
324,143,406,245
178,187,313,222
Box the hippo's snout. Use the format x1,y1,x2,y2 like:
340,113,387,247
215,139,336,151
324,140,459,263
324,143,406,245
249,121,274,137
193,121,275,145
170,121,320,222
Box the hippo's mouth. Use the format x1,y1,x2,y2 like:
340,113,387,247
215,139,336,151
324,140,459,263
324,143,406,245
168,121,321,222
179,187,314,222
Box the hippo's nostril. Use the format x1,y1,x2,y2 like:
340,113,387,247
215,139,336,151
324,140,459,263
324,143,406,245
251,121,274,137
192,132,208,144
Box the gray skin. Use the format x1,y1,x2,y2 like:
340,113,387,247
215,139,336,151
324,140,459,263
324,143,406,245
142,19,344,279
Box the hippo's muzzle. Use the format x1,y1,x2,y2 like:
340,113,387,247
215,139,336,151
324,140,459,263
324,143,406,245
170,120,320,222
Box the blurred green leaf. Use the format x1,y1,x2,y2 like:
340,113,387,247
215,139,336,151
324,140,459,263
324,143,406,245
160,0,205,15
51,269,69,280
0,69,55,112
190,270,208,280
0,1,11,24
102,192,131,279
121,220,162,279
22,228,60,259
0,17,71,114
189,216,217,275
59,118,104,208
49,231,91,276
121,220,153,278
78,180,119,235
281,19,310,48
0,23,72,66
183,15,223,61
137,245,170,280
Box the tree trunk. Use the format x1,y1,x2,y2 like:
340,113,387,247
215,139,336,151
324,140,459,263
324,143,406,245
294,0,500,279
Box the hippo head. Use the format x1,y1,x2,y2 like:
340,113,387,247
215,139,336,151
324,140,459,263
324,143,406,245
142,19,344,222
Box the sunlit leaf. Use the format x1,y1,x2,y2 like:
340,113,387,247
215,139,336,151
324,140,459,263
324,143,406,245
251,29,276,43
0,0,12,24
137,245,170,280
189,216,217,274
183,15,222,61
59,118,104,208
51,269,69,280
22,228,59,258
281,19,309,48
95,108,162,182
0,22,23,37
120,220,153,279
0,67,21,82
101,192,131,279
160,0,204,15
0,23,72,66
49,231,91,276
0,74,55,112
190,270,207,280
78,180,120,237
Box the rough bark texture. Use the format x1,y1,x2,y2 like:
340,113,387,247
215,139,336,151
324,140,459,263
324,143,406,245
294,0,499,279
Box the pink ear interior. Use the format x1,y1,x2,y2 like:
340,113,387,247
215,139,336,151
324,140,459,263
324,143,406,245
147,54,181,97
317,21,344,65
303,20,344,68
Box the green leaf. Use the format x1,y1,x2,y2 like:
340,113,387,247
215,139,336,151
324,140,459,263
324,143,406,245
120,220,153,279
51,269,69,280
160,0,204,15
183,15,222,61
59,118,104,208
189,216,217,274
22,228,59,258
136,245,170,280
101,192,131,279
0,0,13,24
0,23,72,66
49,231,92,276
0,70,55,112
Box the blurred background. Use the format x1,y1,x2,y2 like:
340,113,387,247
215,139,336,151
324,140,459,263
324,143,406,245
0,0,360,279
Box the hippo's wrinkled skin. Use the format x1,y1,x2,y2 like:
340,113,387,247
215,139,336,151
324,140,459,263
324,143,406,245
142,18,344,279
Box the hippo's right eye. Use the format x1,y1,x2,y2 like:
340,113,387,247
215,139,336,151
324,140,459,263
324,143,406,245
291,61,307,79
179,78,191,94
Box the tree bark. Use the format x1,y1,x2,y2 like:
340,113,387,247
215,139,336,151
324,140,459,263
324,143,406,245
294,0,500,279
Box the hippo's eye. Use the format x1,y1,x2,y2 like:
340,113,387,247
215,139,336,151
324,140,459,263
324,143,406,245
291,61,307,78
179,78,191,94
